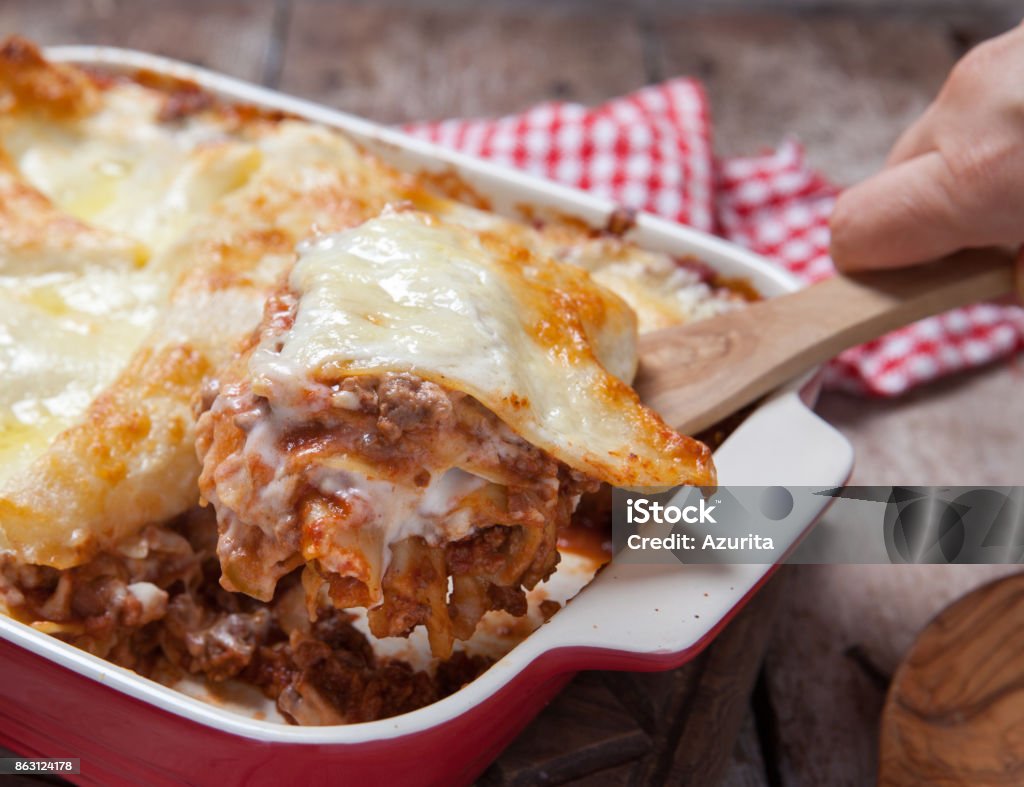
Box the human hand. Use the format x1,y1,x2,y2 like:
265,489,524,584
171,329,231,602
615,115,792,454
830,22,1024,274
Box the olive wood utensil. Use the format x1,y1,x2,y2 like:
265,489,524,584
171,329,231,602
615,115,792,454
635,247,1017,434
878,571,1024,786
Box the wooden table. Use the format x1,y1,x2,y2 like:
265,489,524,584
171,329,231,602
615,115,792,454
2,1,1023,784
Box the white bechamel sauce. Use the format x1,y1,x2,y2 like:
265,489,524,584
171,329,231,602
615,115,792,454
126,581,169,625
311,465,489,551
222,385,493,575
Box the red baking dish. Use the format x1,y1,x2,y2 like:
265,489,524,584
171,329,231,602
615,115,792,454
0,46,854,786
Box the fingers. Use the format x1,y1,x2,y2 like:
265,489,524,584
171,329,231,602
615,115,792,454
830,151,976,272
833,22,1024,274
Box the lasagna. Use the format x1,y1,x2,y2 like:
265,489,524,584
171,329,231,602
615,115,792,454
196,210,715,657
0,38,749,723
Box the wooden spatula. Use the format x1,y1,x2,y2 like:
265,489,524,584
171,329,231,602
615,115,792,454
635,247,1018,434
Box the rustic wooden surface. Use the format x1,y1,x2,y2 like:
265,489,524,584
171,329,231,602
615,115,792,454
2,1,1024,785
878,571,1024,787
481,574,787,787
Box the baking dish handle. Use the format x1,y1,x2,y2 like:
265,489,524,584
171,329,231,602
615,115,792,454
523,390,853,672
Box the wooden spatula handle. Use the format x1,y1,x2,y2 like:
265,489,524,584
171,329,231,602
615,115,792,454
636,246,1017,435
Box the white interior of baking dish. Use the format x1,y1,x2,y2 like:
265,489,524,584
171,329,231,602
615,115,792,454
0,47,853,744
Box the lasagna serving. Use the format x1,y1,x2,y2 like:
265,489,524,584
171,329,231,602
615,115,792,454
0,38,750,724
196,210,715,658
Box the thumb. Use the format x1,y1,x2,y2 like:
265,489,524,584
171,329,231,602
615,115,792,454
829,151,979,272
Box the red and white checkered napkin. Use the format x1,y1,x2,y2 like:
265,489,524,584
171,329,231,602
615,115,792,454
405,78,1024,395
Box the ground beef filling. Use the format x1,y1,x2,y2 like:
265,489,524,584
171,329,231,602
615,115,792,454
0,509,490,725
197,348,599,656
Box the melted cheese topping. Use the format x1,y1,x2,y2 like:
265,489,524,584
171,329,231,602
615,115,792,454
429,201,745,332
0,82,258,489
0,270,159,485
249,212,714,488
2,83,248,253
0,41,733,568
